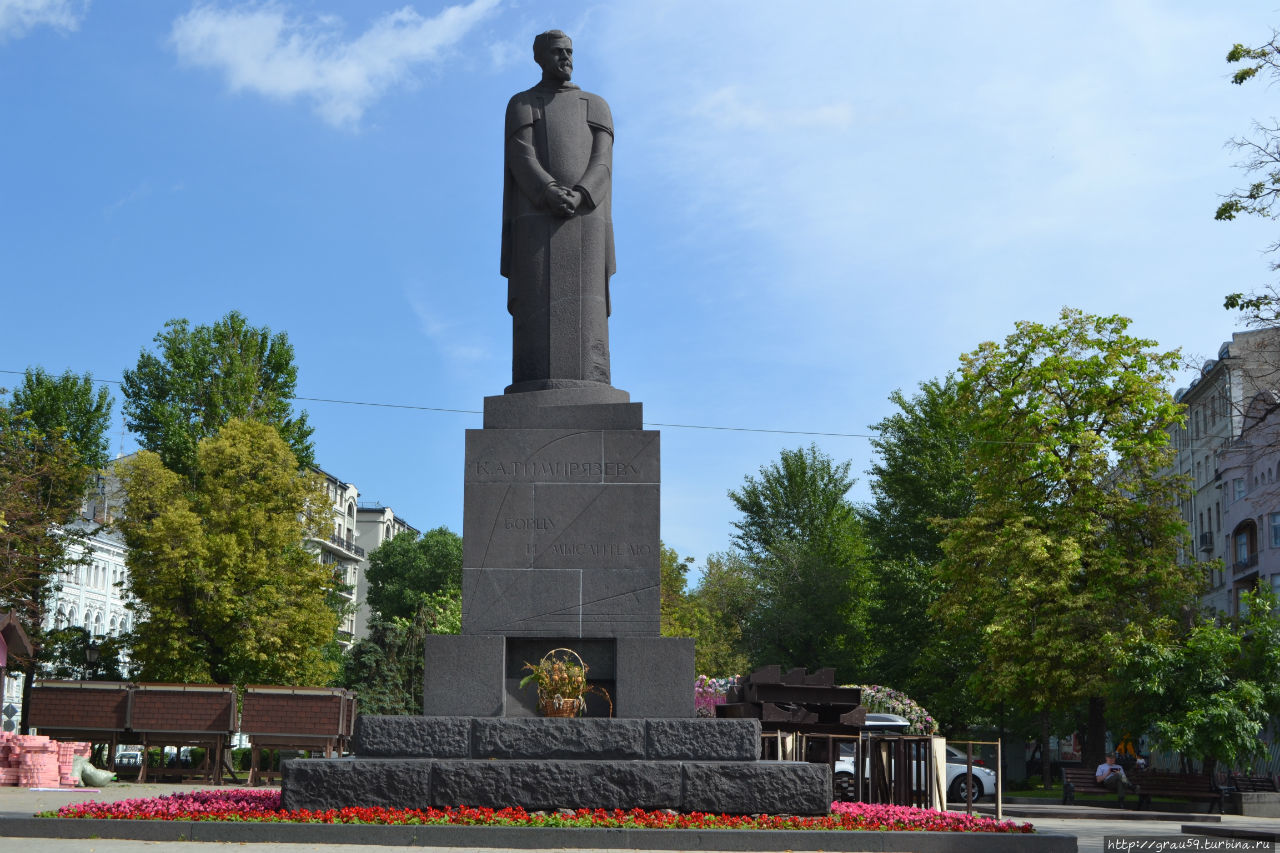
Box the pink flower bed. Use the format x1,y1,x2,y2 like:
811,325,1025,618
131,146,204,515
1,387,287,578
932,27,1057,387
47,789,1033,833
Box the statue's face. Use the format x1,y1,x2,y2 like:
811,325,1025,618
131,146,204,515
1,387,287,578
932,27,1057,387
537,38,573,82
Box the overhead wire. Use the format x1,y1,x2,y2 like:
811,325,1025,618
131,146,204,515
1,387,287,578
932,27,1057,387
0,367,1202,447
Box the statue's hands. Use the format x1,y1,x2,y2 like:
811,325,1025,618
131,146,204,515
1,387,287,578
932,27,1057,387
542,182,579,218
558,187,582,216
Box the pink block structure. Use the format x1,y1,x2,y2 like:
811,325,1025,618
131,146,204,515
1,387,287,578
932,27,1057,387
0,731,91,788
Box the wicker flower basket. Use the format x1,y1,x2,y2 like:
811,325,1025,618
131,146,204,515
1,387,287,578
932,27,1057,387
520,647,611,718
539,695,583,718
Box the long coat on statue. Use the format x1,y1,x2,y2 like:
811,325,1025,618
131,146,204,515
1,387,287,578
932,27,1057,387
501,81,615,390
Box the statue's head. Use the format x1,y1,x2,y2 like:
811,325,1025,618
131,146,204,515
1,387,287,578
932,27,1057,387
533,29,573,82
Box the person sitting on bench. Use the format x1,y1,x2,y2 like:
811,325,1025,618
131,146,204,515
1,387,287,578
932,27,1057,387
1096,753,1129,801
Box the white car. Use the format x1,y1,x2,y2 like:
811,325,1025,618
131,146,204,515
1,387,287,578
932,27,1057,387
832,724,998,803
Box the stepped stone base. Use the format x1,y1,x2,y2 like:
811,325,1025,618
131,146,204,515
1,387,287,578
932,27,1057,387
353,715,761,761
282,757,830,815
281,716,832,815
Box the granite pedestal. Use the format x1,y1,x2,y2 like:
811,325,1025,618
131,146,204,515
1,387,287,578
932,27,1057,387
423,387,695,719
282,716,833,815
283,387,826,813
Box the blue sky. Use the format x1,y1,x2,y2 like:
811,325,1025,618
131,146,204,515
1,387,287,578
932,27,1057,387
2,0,1279,578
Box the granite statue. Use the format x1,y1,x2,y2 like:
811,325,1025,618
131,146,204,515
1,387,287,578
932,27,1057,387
501,29,615,392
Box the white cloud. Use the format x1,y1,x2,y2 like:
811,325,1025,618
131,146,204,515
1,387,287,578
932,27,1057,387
406,287,489,363
170,0,500,128
0,0,88,42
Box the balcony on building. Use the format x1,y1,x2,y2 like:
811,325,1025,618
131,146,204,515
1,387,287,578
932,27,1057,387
316,533,365,559
1234,551,1260,576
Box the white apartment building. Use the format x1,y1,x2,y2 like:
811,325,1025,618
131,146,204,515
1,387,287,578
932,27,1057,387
353,504,420,638
310,467,365,647
1171,329,1280,616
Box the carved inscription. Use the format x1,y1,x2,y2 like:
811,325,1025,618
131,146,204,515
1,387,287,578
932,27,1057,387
504,517,555,530
471,460,641,479
523,543,653,559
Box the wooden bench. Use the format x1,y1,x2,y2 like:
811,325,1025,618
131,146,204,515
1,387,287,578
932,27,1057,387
1132,770,1227,813
1062,767,1124,804
1227,775,1280,793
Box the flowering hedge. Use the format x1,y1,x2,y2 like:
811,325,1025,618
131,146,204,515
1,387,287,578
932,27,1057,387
849,684,939,735
694,674,739,717
46,789,1031,833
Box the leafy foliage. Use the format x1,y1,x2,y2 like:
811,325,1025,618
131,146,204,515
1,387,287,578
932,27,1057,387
727,444,872,676
860,377,981,732
363,527,462,623
10,367,113,472
121,311,314,479
659,544,750,676
1111,587,1280,772
935,309,1197,755
340,594,460,715
119,419,338,687
0,407,88,632
1,374,112,731
40,625,128,681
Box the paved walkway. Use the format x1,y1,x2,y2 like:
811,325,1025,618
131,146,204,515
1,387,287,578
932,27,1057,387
3,784,1279,852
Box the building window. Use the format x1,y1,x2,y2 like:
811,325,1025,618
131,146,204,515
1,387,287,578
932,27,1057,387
1237,530,1251,565
1272,514,1280,549
1234,478,1246,501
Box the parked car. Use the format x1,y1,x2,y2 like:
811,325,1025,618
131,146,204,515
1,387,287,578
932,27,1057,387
833,739,999,804
944,760,997,803
945,744,998,800
114,750,142,768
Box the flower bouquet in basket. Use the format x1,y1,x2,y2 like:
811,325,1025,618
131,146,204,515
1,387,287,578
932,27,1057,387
519,647,612,717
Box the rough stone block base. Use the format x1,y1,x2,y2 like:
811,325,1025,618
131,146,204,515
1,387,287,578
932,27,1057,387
282,757,830,815
351,716,761,761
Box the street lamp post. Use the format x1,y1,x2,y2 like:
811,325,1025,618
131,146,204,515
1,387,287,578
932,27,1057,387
84,638,100,681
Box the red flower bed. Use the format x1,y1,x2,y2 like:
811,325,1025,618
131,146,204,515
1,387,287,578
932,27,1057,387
46,789,1033,833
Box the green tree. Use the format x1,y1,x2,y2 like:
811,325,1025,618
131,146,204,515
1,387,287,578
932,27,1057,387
936,309,1199,778
727,444,872,676
341,592,462,715
659,542,695,625
119,418,337,687
860,376,981,732
1112,586,1280,775
687,551,754,676
10,368,113,472
0,399,100,732
864,377,973,565
121,311,314,479
364,527,462,623
658,544,751,676
343,527,462,711
40,625,128,681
